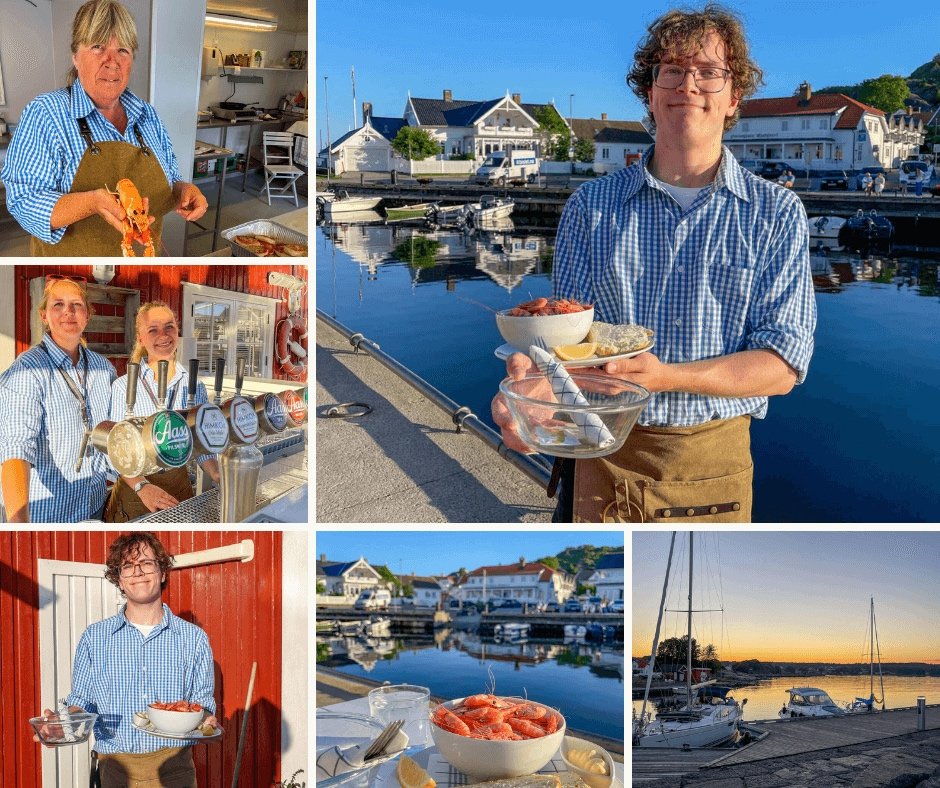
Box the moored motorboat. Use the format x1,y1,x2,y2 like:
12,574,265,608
385,202,434,221
323,189,383,218
494,621,530,640
466,195,514,227
564,624,587,639
838,209,894,253
808,215,847,248
362,616,391,637
426,202,470,227
779,686,845,718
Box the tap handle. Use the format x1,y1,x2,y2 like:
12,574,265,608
213,357,225,405
126,362,139,419
187,358,200,408
235,358,245,396
156,360,169,410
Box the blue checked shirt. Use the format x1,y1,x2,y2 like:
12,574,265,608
0,79,181,244
0,334,115,522
65,603,215,754
554,146,816,427
110,363,214,467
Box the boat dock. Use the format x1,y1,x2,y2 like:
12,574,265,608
633,705,940,785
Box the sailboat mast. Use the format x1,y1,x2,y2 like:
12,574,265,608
869,596,874,696
687,534,694,709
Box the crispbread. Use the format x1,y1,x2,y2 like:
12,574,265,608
465,776,562,788
586,321,654,356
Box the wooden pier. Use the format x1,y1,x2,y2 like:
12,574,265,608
632,705,940,784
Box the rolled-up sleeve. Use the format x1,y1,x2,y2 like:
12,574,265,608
0,100,70,244
744,197,817,383
0,365,45,466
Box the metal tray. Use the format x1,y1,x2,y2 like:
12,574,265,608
221,219,308,257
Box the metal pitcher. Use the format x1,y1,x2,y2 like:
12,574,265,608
218,443,264,522
178,358,230,456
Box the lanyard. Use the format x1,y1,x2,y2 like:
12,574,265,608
139,369,179,411
39,343,90,430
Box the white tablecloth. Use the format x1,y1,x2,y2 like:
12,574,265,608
317,698,625,786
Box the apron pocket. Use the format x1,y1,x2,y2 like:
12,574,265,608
636,465,753,522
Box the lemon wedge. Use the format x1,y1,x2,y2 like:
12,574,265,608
396,754,436,788
553,342,597,361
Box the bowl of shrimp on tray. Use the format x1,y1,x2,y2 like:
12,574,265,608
429,694,566,779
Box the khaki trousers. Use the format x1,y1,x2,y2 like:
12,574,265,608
574,416,753,523
98,746,196,788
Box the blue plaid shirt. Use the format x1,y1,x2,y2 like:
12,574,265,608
110,363,214,467
0,79,181,243
65,603,215,755
554,146,816,427
0,334,115,522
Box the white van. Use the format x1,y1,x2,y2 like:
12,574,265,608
354,588,391,610
475,150,540,185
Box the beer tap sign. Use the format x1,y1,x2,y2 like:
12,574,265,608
218,357,260,446
278,386,308,427
107,361,194,477
178,358,229,456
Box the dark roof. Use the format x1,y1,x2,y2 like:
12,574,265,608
595,552,624,570
410,96,558,128
571,118,651,142
411,579,441,590
594,126,653,144
740,93,884,129
371,116,407,141
318,127,359,156
319,560,357,577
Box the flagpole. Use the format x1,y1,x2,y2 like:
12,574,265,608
351,65,357,128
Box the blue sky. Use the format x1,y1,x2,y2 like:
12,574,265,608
633,531,940,662
314,0,940,149
315,531,623,577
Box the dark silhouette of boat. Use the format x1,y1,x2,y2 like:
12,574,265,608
838,209,894,253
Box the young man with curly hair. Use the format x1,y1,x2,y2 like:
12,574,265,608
35,532,219,787
494,5,816,522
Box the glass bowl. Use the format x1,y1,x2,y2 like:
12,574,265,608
499,372,650,458
29,712,97,747
316,710,386,787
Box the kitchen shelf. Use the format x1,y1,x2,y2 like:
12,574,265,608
222,67,306,73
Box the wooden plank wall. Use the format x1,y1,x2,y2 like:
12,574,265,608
12,264,308,378
0,530,284,787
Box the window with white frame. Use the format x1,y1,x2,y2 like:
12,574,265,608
801,118,810,130
782,120,788,130
820,118,828,129
182,283,280,379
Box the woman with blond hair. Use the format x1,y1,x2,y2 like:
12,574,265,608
104,301,220,521
0,276,116,522
0,0,207,255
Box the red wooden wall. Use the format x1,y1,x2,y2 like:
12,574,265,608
0,530,285,787
12,264,308,380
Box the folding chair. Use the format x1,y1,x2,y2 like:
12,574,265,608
261,131,303,206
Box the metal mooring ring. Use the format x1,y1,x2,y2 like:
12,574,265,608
452,406,473,433
322,402,373,418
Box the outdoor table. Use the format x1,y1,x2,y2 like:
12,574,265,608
317,697,625,786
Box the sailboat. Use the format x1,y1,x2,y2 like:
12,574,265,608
634,532,746,748
845,597,885,713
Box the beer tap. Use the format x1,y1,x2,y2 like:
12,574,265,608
178,358,229,456
213,357,225,406
125,362,139,420
219,358,260,447
155,359,169,410
218,358,264,523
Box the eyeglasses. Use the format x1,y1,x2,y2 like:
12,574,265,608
652,64,731,93
119,559,160,578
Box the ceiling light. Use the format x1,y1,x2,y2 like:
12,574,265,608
205,12,278,32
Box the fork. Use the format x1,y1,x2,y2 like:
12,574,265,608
363,719,405,762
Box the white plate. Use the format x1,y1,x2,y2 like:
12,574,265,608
494,340,655,368
137,725,222,742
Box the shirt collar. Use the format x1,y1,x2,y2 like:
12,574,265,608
41,333,83,369
111,602,172,634
634,144,751,204
70,78,144,128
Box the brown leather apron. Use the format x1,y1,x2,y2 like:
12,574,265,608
573,415,753,523
32,116,175,256
98,746,195,788
103,465,194,523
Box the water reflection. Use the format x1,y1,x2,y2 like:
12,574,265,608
810,250,939,296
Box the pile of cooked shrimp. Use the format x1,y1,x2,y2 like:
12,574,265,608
431,694,562,740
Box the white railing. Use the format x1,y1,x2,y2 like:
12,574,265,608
393,158,476,175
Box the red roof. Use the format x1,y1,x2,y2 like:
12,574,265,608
740,93,884,130
468,561,555,581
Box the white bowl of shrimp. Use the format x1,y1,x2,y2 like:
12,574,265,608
495,300,594,353
429,694,566,779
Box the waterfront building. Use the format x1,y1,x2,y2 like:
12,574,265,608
317,554,385,598
586,551,625,603
458,559,576,606
569,116,653,174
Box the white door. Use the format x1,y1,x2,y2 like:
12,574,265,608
37,559,123,788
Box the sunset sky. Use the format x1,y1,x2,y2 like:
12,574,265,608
632,531,940,664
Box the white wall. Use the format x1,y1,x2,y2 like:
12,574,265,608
0,265,14,370
281,531,308,778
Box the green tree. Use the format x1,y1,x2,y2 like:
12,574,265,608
656,635,700,665
857,75,910,113
391,127,440,161
533,104,569,160
535,556,560,569
392,237,441,269
574,137,595,163
316,581,325,594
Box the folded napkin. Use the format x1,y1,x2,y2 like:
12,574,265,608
528,346,615,451
316,729,409,781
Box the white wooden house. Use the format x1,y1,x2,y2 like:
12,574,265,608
317,555,384,597
586,552,624,603
570,116,653,174
316,104,406,174
458,559,575,605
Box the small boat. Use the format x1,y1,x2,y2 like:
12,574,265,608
385,202,434,221
337,620,364,636
779,687,845,718
466,195,514,227
316,619,338,635
362,616,391,637
585,623,616,642
494,622,530,640
564,624,587,639
427,203,470,227
838,209,894,253
807,215,847,248
323,189,383,218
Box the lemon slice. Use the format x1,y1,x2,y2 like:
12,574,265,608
396,755,436,788
553,342,597,361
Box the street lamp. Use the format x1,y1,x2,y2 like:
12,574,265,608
324,75,332,184
568,93,575,174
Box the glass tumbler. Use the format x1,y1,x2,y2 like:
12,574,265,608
367,683,431,748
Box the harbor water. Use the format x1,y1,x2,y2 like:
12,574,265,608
633,675,940,722
316,220,940,522
317,629,625,741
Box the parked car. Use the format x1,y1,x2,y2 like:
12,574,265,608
389,596,415,608
497,599,524,609
609,599,625,613
818,169,849,191
354,588,392,610
544,601,561,613
737,158,763,174
586,596,606,613
855,166,886,191
563,599,582,613
758,161,789,180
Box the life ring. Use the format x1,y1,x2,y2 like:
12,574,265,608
276,313,307,378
